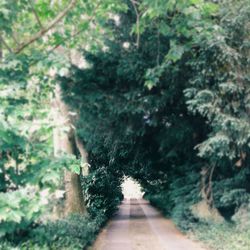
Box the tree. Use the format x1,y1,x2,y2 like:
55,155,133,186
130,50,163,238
0,0,128,233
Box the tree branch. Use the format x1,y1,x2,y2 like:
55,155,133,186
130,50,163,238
130,0,140,48
0,36,12,53
74,134,88,163
28,0,43,28
50,2,101,53
14,0,77,54
11,33,20,46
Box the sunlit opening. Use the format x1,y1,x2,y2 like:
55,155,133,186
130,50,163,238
121,177,144,199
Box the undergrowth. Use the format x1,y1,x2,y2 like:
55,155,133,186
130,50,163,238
190,222,250,250
147,192,250,250
0,214,105,250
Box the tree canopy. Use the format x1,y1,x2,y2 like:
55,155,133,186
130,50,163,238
0,0,250,249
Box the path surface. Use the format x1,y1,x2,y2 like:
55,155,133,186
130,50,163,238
90,198,206,250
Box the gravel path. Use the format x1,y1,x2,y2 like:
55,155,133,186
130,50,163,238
90,198,206,250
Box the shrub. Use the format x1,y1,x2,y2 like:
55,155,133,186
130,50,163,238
82,167,123,219
0,188,46,238
146,169,201,230
30,214,101,250
0,214,104,250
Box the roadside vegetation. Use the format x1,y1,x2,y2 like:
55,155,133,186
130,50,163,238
0,0,249,249
192,223,250,250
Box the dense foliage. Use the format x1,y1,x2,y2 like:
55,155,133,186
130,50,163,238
0,0,249,249
60,0,250,242
1,214,104,250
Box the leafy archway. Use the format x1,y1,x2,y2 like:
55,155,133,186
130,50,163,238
1,0,250,249
58,7,207,218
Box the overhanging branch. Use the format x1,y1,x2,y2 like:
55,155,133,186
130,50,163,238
130,0,140,48
28,0,43,29
14,0,77,54
50,2,101,52
0,36,12,53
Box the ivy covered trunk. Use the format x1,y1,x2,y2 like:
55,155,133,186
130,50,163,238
53,84,85,215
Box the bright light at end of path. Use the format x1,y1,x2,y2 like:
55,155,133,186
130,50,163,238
122,177,144,199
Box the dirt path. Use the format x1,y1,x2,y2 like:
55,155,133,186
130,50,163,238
90,198,206,250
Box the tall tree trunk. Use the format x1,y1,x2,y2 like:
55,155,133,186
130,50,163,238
53,84,85,215
0,38,6,193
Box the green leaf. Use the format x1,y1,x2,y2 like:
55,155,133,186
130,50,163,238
159,22,171,36
166,41,185,62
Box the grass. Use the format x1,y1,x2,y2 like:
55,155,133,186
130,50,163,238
188,222,250,250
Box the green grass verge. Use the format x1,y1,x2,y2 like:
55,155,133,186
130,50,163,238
189,222,250,250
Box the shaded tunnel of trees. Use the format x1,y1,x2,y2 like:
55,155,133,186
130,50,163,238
59,3,250,223
0,0,250,249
